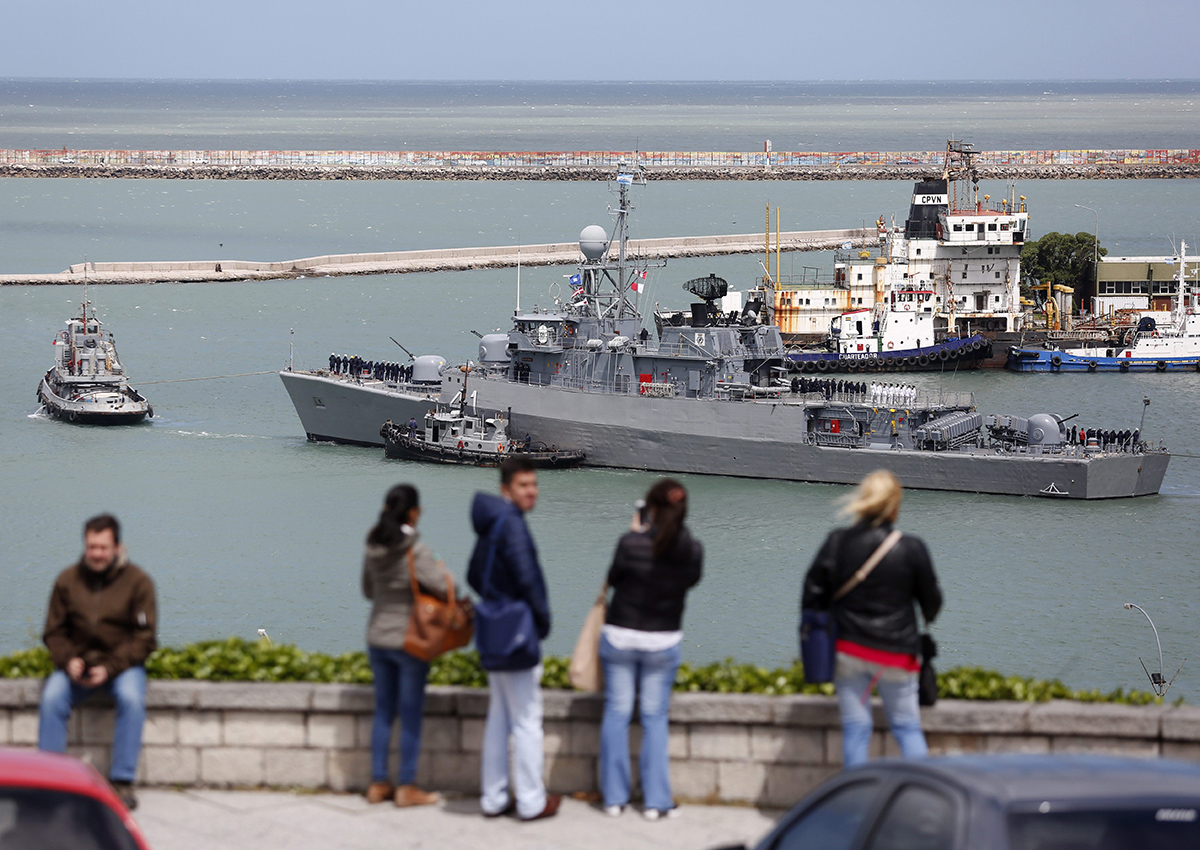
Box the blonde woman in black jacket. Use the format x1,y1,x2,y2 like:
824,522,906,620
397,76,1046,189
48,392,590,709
802,470,942,767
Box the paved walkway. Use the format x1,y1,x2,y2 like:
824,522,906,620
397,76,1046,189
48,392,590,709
133,789,780,850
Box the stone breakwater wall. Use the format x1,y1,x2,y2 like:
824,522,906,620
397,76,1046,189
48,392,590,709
2,679,1199,807
0,229,872,286
3,164,1200,181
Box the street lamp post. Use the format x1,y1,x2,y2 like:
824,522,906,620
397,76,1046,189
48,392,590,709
1075,204,1099,318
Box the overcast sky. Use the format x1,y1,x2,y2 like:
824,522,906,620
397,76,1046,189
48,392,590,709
6,0,1198,81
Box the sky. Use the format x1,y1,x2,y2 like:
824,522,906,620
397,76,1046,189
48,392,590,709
5,0,1199,81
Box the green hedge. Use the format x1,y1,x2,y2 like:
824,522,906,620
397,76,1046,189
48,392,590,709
0,639,1164,705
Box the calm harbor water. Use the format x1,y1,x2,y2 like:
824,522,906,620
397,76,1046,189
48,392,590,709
2,80,1198,702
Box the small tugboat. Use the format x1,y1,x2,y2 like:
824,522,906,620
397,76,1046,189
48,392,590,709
381,408,585,468
381,367,584,468
37,300,152,425
1008,243,1200,373
789,282,992,373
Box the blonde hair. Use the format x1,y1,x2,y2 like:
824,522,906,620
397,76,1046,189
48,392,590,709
840,470,903,527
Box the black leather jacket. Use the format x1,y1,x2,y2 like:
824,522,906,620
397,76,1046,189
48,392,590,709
606,527,703,632
801,522,942,656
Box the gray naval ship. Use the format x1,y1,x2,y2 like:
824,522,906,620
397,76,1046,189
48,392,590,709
280,165,1168,499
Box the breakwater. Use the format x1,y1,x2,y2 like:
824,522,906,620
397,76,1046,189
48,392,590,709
2,147,1199,180
0,228,872,286
2,680,1197,804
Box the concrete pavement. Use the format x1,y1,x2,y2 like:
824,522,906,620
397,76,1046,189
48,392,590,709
132,788,781,850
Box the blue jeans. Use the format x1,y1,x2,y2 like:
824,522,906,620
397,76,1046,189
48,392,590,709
368,647,430,785
38,667,147,782
481,664,545,819
835,656,928,768
598,635,682,811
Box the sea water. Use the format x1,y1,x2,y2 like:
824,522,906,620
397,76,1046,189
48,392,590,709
1,80,1198,701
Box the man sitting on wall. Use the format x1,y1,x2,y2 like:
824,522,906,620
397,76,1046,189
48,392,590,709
38,514,157,811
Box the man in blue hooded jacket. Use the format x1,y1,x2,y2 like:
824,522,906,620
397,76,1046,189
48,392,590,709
468,456,560,821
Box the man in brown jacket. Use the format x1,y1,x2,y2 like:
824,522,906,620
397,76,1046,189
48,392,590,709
38,514,156,810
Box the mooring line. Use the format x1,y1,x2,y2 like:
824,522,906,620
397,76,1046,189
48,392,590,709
137,370,278,385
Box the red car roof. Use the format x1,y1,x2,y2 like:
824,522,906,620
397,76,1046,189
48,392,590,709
0,747,151,849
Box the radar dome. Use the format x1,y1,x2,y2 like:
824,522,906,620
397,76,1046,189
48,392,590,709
579,225,609,260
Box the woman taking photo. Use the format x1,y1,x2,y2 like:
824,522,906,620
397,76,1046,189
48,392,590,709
361,483,445,807
599,479,703,820
802,470,943,767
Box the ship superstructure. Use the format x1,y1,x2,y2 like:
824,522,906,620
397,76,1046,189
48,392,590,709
766,141,1030,343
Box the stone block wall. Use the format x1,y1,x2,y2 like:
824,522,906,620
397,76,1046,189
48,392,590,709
2,679,1198,809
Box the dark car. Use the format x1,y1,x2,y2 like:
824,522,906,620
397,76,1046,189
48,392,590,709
728,755,1200,850
0,747,151,849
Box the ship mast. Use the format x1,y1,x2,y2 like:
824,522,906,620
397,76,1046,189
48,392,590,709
1175,241,1189,319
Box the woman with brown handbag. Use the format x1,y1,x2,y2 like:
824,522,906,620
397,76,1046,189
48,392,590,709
361,483,445,807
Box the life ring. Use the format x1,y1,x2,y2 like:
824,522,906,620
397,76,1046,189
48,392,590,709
1050,355,1062,368
1153,331,1159,338
497,443,504,453
887,341,895,350
1155,360,1167,372
457,440,464,449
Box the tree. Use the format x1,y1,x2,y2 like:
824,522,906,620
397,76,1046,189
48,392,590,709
1020,231,1107,302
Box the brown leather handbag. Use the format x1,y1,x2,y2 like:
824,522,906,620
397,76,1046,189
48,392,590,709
403,550,474,662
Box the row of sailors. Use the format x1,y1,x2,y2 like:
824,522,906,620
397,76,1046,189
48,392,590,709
788,377,868,400
329,354,413,384
786,377,919,405
869,382,918,405
1070,426,1140,449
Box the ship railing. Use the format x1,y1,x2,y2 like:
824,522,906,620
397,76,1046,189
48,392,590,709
534,373,653,396
860,389,975,410
651,338,717,358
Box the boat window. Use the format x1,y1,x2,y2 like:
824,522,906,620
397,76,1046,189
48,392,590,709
988,223,998,231
965,224,975,231
952,224,963,232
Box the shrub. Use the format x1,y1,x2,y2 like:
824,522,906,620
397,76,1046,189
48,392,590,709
0,641,1165,704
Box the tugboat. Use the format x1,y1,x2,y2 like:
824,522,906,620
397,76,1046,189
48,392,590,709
789,282,992,373
37,300,152,425
1008,243,1200,373
381,366,585,468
